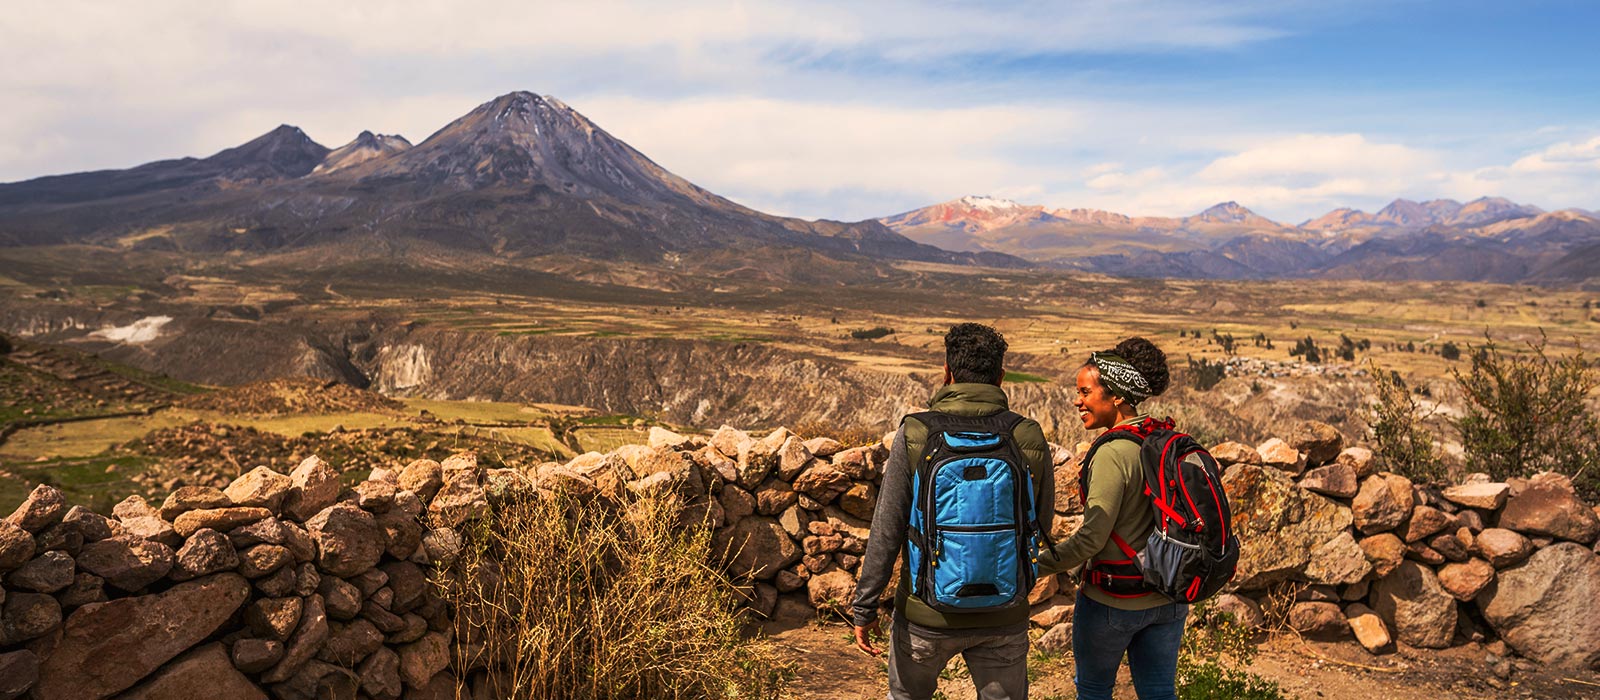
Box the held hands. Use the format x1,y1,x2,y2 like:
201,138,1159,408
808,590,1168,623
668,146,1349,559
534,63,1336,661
853,618,884,656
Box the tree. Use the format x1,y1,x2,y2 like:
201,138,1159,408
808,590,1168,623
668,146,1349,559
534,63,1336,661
1440,341,1461,361
1453,333,1600,499
1365,362,1443,482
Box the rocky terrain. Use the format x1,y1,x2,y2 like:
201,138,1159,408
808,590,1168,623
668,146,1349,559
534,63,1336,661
0,419,1595,699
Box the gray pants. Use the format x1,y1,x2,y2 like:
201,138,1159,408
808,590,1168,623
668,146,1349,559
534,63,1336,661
887,614,1029,700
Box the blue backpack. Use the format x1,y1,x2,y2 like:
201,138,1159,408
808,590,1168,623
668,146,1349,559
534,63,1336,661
904,410,1050,613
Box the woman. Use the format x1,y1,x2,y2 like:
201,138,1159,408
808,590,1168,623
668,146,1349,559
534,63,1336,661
1037,336,1186,700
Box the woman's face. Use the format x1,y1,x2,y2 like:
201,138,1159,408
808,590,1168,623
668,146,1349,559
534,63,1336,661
1075,365,1124,430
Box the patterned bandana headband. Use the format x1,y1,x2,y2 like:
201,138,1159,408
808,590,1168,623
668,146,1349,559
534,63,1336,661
1089,351,1153,404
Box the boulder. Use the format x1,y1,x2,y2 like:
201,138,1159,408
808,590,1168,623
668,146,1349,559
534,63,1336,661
357,646,402,700
57,572,107,608
792,463,851,504
282,456,342,523
1497,477,1600,543
261,594,329,684
1472,528,1534,568
224,467,293,512
1255,438,1305,474
398,631,450,688
0,522,36,572
1028,596,1074,628
806,569,856,611
802,436,843,458
353,481,397,513
307,503,385,578
838,482,877,520
1298,462,1358,499
719,487,755,523
1209,441,1262,466
1437,558,1495,601
1304,532,1372,586
1221,465,1353,589
7,551,74,593
246,596,304,641
777,437,815,481
734,438,780,491
428,454,489,527
1370,561,1457,649
1344,603,1392,653
1288,601,1348,640
76,536,174,591
62,506,114,543
1288,421,1344,467
0,650,38,700
1036,622,1072,655
32,573,250,700
1027,573,1060,606
1477,542,1600,669
6,485,65,533
118,516,180,549
238,544,294,579
158,487,233,521
647,426,692,450
1334,447,1376,479
231,639,284,674
1404,541,1445,566
317,619,385,666
1211,593,1265,630
1358,533,1406,580
831,447,879,480
1398,505,1453,543
118,643,266,700
1353,473,1414,534
752,478,798,516
1442,482,1509,511
172,507,273,538
397,460,444,501
170,528,239,581
1427,529,1472,562
0,593,61,645
717,518,802,580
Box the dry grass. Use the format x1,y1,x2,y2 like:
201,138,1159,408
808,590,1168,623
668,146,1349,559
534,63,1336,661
434,489,791,699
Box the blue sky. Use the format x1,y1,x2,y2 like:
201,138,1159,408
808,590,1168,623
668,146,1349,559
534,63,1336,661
2,0,1598,222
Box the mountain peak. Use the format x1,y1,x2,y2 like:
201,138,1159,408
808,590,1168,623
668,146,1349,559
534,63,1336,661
313,130,413,175
957,195,1022,212
1194,201,1258,223
201,124,329,180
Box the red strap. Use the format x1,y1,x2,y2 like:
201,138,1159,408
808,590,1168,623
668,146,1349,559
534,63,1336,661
1150,497,1188,528
1109,532,1139,560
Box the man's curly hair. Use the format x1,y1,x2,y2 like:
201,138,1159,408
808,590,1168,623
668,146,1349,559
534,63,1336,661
945,323,1008,384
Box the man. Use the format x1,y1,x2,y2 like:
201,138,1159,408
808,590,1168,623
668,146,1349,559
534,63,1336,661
850,323,1054,700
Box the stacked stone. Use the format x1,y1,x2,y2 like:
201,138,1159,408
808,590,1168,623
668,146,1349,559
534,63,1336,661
0,453,477,700
1209,421,1600,673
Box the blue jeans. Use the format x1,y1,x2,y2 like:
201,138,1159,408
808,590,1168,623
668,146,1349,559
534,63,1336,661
1072,590,1189,700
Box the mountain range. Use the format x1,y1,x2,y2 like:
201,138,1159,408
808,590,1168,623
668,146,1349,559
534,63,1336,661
0,92,1018,276
880,195,1600,283
0,91,1595,284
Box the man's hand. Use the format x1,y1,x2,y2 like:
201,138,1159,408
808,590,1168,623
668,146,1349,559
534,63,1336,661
853,618,884,656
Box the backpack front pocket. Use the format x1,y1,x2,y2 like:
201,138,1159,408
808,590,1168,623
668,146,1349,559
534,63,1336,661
930,526,1020,609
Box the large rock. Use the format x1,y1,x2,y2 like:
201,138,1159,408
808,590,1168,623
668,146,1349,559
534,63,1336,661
1255,438,1305,474
170,528,239,581
716,517,801,580
1288,601,1348,640
246,596,304,641
1497,476,1600,543
1472,528,1534,568
1221,465,1353,589
118,643,266,700
33,573,250,700
0,522,36,571
1352,473,1414,534
172,507,272,537
1334,447,1376,479
398,631,450,688
1298,462,1358,499
6,485,65,533
307,503,384,577
1288,421,1344,467
358,647,402,700
806,569,856,611
792,463,851,504
282,456,341,523
1442,482,1509,511
1211,593,1265,630
1304,532,1372,585
1397,505,1453,543
428,454,489,527
1209,441,1262,466
76,536,174,591
1344,603,1392,653
1437,558,1495,601
0,650,38,700
397,459,444,501
1370,561,1457,649
262,594,329,684
1477,542,1600,669
1,593,61,645
158,487,233,522
224,467,293,512
7,551,74,593
838,482,877,520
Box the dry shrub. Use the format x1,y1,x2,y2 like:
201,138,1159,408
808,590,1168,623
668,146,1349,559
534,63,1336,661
792,420,882,448
434,490,791,699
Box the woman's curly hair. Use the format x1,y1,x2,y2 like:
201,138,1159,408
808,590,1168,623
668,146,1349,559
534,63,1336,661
1104,336,1170,397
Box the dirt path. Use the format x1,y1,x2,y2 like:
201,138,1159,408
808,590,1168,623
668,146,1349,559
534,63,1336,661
763,620,1600,700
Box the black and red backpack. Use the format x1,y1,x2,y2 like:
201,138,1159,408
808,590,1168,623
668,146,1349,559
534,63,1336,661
1077,417,1239,603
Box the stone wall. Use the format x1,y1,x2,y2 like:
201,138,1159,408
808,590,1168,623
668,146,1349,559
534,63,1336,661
0,420,1595,699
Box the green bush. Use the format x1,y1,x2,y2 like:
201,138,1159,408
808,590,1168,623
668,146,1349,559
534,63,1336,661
1187,356,1226,392
1177,601,1293,700
850,327,894,340
1453,334,1599,499
1364,362,1444,482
